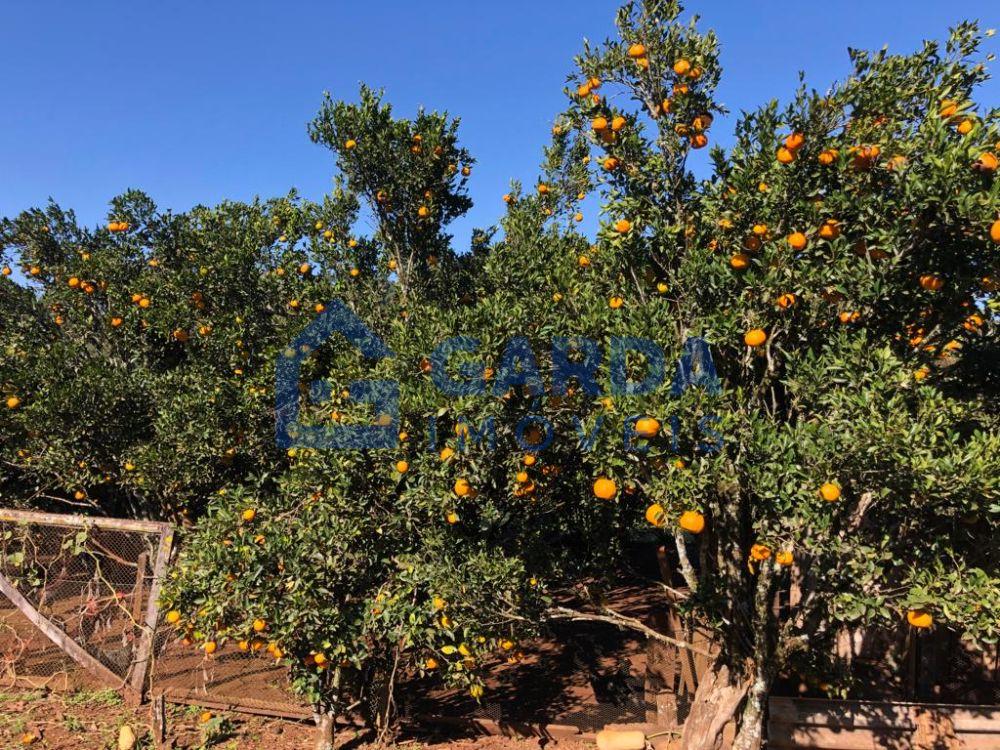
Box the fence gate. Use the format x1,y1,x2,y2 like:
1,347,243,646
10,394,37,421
0,509,173,704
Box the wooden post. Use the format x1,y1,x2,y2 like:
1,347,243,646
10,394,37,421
150,693,167,749
132,552,148,625
128,528,174,704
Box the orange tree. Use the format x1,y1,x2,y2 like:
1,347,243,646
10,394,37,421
161,4,999,750
3,2,999,749
0,186,379,517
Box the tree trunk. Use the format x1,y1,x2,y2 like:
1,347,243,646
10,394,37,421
679,660,751,750
730,665,772,750
313,710,335,750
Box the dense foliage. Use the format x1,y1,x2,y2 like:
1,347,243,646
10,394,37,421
3,2,999,748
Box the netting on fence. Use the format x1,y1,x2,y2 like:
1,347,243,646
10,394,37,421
0,510,996,736
149,585,661,730
0,510,172,701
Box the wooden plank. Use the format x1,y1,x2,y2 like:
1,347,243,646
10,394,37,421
769,697,1000,730
0,508,170,535
128,527,175,702
157,687,314,720
768,725,1000,750
0,570,125,692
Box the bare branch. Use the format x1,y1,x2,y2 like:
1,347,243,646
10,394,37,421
546,605,712,657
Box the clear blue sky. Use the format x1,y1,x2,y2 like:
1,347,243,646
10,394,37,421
1,1,997,261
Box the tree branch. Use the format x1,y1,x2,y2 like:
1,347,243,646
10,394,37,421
546,605,712,657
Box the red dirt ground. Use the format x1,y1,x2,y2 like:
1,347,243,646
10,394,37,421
0,687,594,750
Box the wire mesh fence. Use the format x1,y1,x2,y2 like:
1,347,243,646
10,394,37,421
0,510,172,702
0,510,996,738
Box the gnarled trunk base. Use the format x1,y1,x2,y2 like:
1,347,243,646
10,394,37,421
313,710,335,750
679,661,751,750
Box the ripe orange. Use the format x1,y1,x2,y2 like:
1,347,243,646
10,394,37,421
749,544,771,561
919,274,943,292
690,133,708,149
344,139,357,150
592,476,617,500
787,232,808,250
818,149,838,165
445,511,459,525
395,460,409,474
939,99,959,118
204,641,217,655
775,550,794,567
611,115,627,132
578,255,590,268
673,59,691,75
165,610,181,625
964,313,984,332
887,155,907,171
678,510,705,534
907,609,933,629
609,296,624,309
1,267,10,276
692,113,713,131
634,417,660,437
603,157,619,171
990,220,1000,244
974,152,998,172
956,118,974,135
818,220,840,240
627,43,647,58
537,183,550,195
852,144,881,169
819,482,841,502
242,508,257,522
454,478,471,497
730,253,750,270
592,116,609,132
6,396,21,409
784,132,805,151
614,219,632,233
418,206,430,218
425,657,439,670
645,503,666,527
777,147,795,164
503,193,513,204
744,328,767,347
252,618,267,632
68,277,80,288
776,293,797,309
